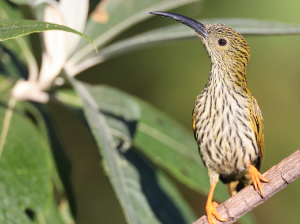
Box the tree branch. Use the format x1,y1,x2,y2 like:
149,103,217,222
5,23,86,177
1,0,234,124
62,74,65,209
193,149,300,224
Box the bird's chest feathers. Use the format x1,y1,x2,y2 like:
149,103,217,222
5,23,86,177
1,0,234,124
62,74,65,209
208,81,248,128
195,76,258,175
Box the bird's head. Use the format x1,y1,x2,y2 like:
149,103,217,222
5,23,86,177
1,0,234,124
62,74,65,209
148,12,250,68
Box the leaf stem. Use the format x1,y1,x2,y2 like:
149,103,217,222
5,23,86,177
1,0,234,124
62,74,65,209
0,97,17,158
37,212,47,224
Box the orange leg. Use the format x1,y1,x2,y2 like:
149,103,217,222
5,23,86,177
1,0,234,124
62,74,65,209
206,184,226,224
249,164,270,197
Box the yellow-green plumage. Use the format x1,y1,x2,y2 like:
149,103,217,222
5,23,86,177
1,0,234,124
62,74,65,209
191,24,264,195
148,11,269,224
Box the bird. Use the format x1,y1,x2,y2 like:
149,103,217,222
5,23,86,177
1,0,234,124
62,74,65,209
148,12,270,224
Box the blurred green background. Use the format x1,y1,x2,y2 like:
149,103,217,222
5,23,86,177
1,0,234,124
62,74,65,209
29,0,300,223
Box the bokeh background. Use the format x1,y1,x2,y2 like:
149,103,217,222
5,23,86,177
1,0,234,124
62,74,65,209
34,0,300,223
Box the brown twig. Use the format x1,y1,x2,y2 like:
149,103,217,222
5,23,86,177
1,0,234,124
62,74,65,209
193,149,300,224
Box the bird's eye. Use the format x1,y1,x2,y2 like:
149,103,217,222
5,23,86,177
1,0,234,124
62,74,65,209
218,38,227,46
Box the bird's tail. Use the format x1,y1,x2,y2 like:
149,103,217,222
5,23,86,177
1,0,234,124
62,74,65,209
227,181,248,196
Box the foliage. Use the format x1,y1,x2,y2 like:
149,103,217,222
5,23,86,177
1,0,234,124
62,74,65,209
0,0,300,223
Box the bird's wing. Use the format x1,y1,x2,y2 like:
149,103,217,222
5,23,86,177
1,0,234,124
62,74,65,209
192,106,197,139
249,96,264,170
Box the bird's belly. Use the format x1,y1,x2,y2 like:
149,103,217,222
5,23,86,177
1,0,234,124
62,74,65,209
194,91,259,176
199,133,256,176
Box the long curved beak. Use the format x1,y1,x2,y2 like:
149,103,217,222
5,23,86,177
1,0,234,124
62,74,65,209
148,11,207,38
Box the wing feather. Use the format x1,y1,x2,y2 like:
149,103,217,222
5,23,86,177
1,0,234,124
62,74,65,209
192,106,197,139
249,96,264,170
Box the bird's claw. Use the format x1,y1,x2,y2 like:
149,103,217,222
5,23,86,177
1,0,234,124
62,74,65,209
249,164,270,197
206,201,226,224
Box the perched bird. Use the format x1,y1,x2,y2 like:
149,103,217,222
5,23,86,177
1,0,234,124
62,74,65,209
148,12,270,224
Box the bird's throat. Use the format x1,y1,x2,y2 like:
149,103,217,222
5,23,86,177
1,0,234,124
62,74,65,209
207,62,249,95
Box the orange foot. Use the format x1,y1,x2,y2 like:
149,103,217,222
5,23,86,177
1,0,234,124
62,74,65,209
249,164,270,197
206,201,226,224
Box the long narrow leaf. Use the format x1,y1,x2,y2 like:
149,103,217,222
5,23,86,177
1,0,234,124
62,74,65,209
0,19,96,52
0,0,38,80
0,101,52,222
67,80,205,224
54,87,199,224
69,78,162,224
122,149,197,224
69,18,300,75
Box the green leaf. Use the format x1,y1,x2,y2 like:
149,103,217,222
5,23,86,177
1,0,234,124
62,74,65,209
42,94,128,223
0,82,74,224
8,0,34,5
69,78,161,224
20,100,78,224
35,102,77,218
79,84,140,151
0,19,97,52
54,89,83,108
33,196,73,224
0,0,23,20
122,149,197,224
54,87,138,151
0,49,26,82
69,81,202,223
0,0,35,73
42,197,65,224
55,85,198,223
0,101,52,222
66,0,201,71
69,18,300,75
